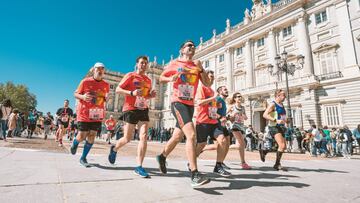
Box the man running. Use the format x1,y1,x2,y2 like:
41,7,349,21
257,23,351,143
156,40,211,187
70,62,109,167
105,115,116,144
43,112,54,140
260,89,288,171
194,70,231,177
56,100,73,146
108,56,156,178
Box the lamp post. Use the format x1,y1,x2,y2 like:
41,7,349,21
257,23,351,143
267,49,305,129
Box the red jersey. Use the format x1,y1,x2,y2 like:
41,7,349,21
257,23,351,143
118,72,152,112
195,84,218,124
75,77,110,122
105,118,116,130
161,60,201,106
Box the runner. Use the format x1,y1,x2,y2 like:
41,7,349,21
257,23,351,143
105,115,116,144
70,62,109,167
155,40,211,187
68,114,77,141
56,100,73,147
227,92,252,169
43,112,54,140
260,89,288,171
107,56,156,178
194,70,231,177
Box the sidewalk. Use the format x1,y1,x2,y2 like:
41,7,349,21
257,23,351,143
0,147,359,203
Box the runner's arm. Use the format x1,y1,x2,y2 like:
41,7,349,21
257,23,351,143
263,103,276,122
195,60,211,87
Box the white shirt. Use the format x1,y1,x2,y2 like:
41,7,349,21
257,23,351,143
312,129,322,142
1,106,12,120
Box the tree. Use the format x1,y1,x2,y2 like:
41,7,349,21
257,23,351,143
0,82,37,113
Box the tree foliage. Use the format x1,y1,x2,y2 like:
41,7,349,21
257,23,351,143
0,82,37,112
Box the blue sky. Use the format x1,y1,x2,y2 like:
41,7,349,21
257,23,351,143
0,0,268,114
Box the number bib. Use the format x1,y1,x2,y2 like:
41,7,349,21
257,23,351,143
234,113,244,123
208,107,218,120
178,84,194,100
134,96,149,109
61,115,69,122
89,108,104,120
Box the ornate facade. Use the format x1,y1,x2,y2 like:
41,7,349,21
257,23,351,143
161,0,360,132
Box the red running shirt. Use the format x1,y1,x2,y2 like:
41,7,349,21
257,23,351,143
105,118,116,130
195,84,218,124
161,60,201,106
75,77,110,122
118,72,152,112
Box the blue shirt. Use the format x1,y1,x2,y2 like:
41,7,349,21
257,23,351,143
353,128,360,139
216,96,227,117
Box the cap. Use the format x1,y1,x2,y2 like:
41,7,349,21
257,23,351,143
94,62,105,69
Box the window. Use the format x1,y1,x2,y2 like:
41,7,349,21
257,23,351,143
219,54,224,63
205,60,210,68
257,38,265,47
236,47,243,56
234,74,246,90
323,104,341,127
319,52,335,74
291,108,303,128
282,26,292,38
315,10,327,25
255,68,269,86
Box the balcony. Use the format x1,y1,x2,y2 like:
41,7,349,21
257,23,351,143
316,71,343,81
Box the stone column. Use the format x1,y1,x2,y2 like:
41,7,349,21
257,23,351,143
245,40,254,88
335,1,358,70
114,93,119,112
268,29,278,75
297,14,313,75
225,48,234,92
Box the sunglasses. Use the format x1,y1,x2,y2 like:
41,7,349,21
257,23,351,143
235,95,242,98
184,44,195,48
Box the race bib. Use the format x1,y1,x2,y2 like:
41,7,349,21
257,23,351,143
178,84,194,100
208,107,217,120
61,115,69,122
89,108,104,120
134,96,149,109
234,113,244,123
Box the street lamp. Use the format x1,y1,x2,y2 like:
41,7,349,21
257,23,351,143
267,49,305,129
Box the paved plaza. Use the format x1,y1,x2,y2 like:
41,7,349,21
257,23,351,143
0,138,359,203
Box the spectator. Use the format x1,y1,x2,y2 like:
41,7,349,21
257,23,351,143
7,109,19,138
343,125,353,155
245,125,253,151
0,99,13,140
353,124,360,154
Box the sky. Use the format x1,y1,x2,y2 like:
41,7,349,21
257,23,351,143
0,0,275,114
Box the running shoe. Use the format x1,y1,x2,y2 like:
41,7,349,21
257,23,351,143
241,162,252,170
156,154,167,174
134,166,150,178
108,145,117,164
191,172,210,187
80,158,90,168
70,141,78,155
273,164,288,171
213,165,231,177
221,162,231,170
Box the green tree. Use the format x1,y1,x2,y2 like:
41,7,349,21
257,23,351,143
0,82,37,112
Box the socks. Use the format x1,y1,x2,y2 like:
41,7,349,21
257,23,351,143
72,138,79,147
159,153,166,160
81,141,93,160
275,151,283,166
216,162,222,167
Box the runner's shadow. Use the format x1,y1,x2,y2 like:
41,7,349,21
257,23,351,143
206,172,299,180
255,166,348,173
194,179,310,195
91,164,191,178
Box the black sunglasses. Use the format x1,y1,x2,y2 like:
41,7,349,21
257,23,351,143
184,43,195,48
